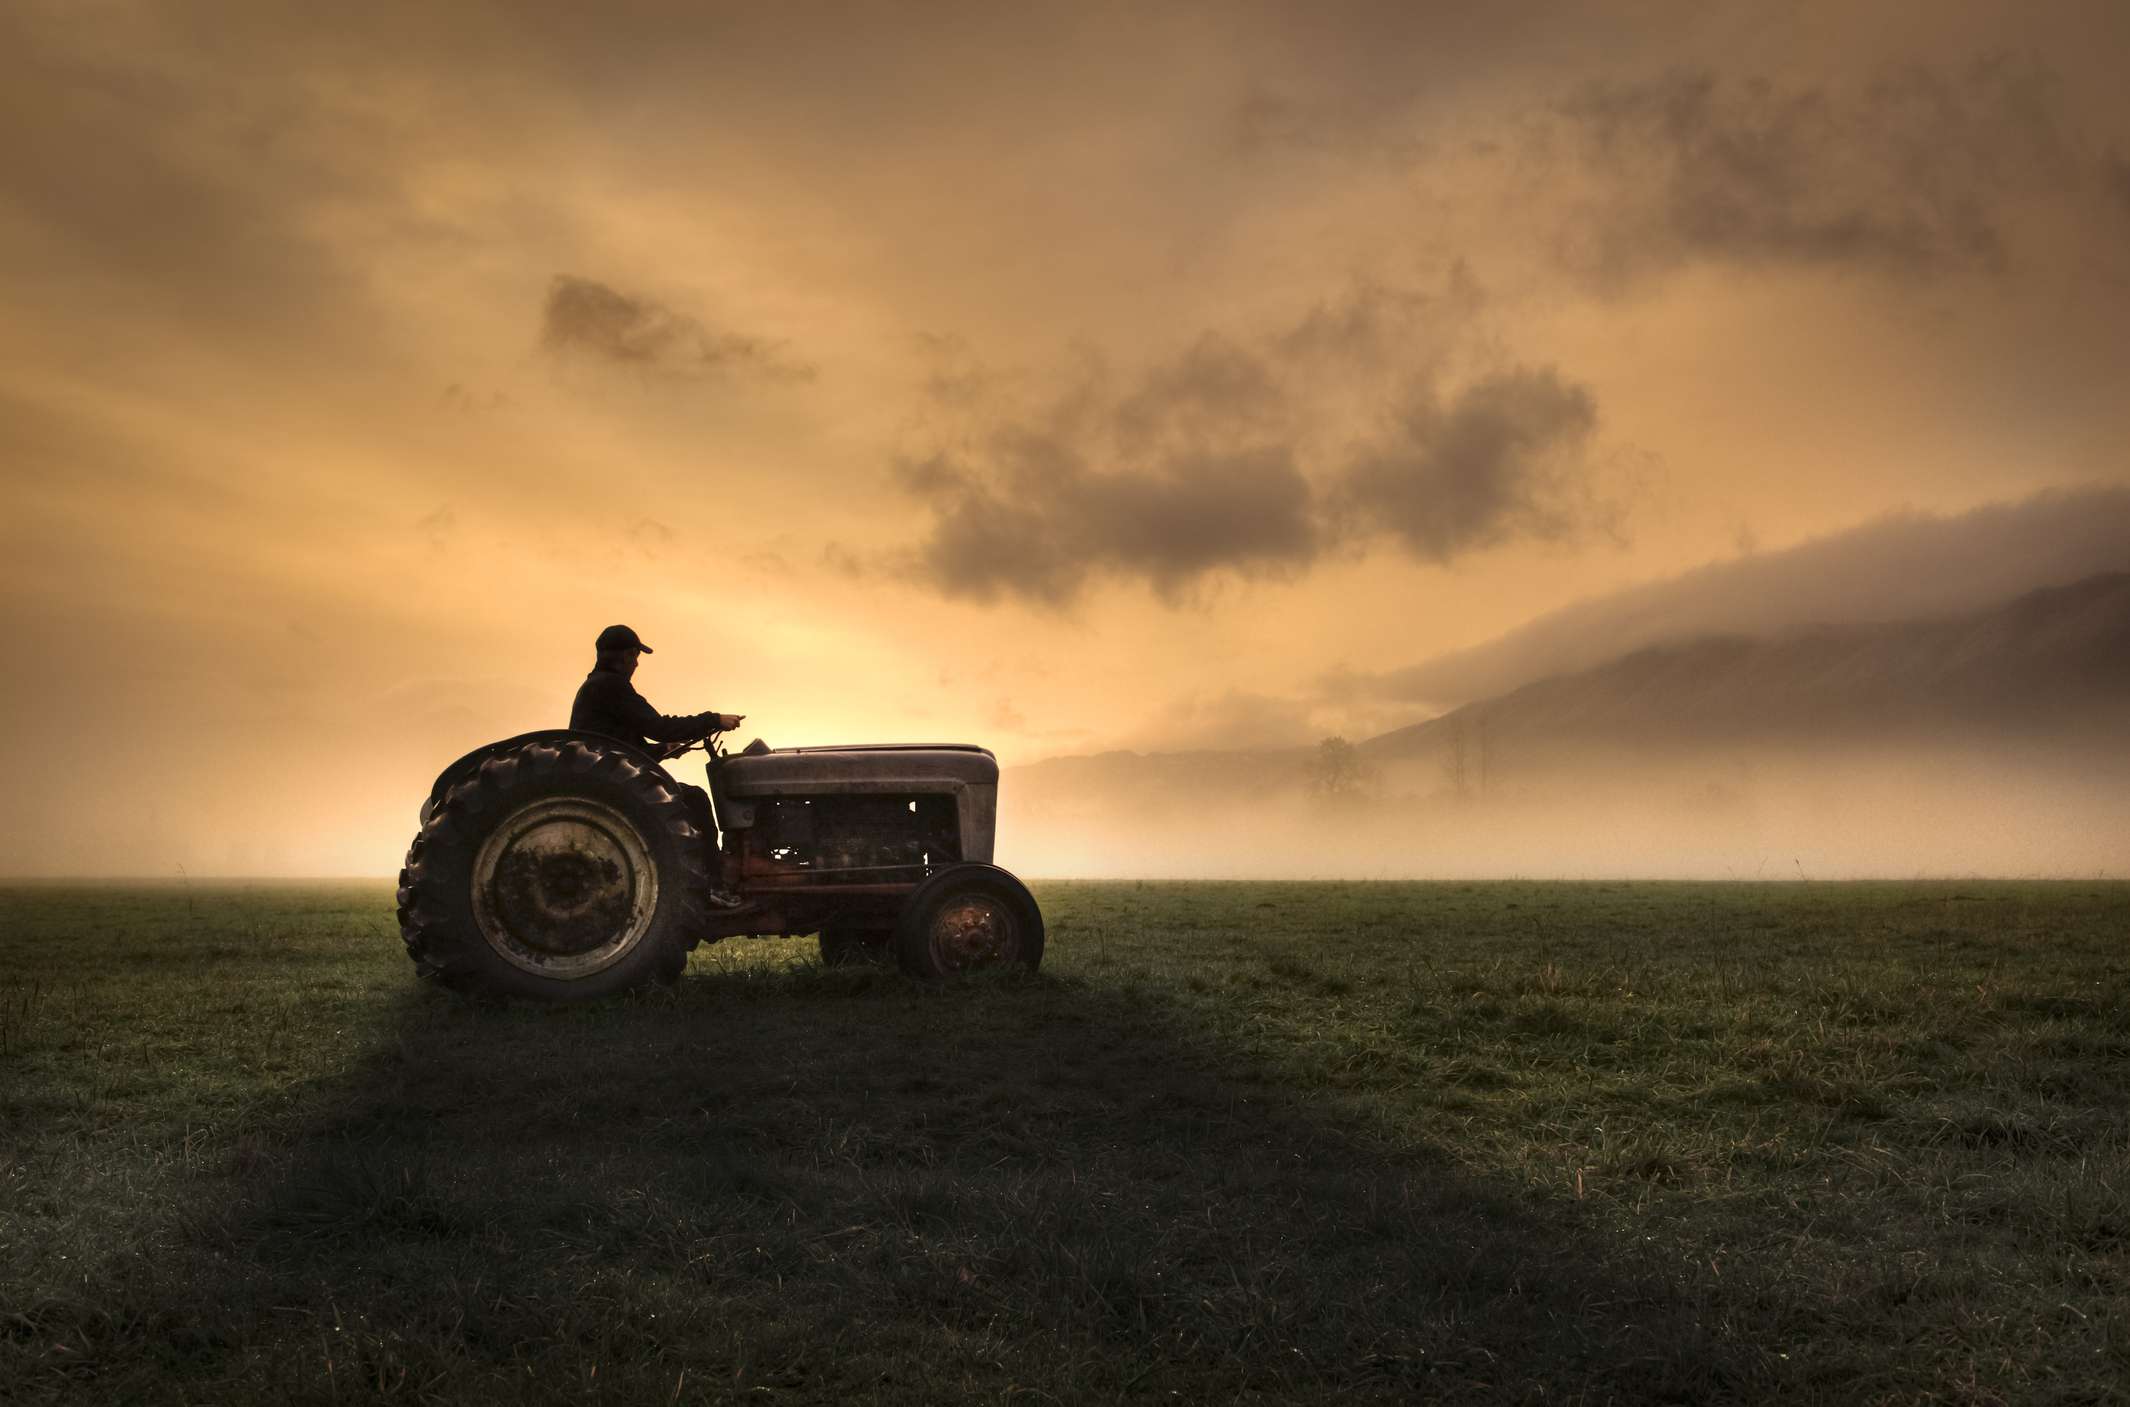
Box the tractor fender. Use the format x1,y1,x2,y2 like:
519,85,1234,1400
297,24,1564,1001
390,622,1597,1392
419,730,672,817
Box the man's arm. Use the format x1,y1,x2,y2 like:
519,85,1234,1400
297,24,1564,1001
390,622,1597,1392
617,684,730,744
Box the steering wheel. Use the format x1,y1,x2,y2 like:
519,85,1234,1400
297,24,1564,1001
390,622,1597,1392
659,730,730,762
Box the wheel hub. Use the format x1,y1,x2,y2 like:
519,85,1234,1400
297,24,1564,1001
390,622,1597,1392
928,894,1014,972
471,798,660,976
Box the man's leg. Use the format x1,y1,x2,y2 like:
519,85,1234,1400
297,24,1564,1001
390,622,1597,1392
677,782,743,908
678,781,715,841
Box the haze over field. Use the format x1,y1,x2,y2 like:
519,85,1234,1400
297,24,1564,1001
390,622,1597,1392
1009,565,2130,877
3,1,2128,876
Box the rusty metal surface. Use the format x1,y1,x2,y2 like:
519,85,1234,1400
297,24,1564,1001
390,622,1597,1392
712,747,998,863
736,795,961,883
732,881,922,896
470,797,660,977
720,747,996,791
692,750,1013,946
926,893,1013,972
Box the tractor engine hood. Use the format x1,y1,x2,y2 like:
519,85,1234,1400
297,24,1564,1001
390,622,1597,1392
713,744,999,863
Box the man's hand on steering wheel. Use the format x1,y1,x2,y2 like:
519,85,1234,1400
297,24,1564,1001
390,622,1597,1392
660,714,743,759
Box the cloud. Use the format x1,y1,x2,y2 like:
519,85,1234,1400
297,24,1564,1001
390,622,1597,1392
1113,334,1285,448
0,12,408,355
895,279,1610,605
1275,269,1476,370
1339,367,1599,561
540,275,809,380
903,443,1319,606
1334,484,2130,711
624,517,674,560
1548,59,2077,286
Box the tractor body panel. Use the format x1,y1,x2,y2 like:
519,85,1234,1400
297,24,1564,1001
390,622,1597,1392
711,745,998,863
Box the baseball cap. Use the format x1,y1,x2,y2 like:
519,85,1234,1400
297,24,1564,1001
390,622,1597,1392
594,624,653,654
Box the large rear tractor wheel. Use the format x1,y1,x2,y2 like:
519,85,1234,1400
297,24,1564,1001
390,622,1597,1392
894,864,1043,980
396,737,713,1001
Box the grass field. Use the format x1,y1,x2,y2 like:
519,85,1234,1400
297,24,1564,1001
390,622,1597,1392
2,881,2128,1404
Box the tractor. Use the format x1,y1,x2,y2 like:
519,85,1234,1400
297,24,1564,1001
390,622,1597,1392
395,730,1042,1000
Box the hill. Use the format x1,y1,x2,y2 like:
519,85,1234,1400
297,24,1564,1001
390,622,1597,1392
1015,572,2130,801
998,573,2130,876
1354,487,2130,711
1363,570,2130,768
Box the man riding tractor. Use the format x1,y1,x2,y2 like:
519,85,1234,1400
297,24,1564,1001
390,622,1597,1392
569,623,744,908
395,623,1044,999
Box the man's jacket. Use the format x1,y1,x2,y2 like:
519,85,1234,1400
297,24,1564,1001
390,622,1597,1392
569,664,719,756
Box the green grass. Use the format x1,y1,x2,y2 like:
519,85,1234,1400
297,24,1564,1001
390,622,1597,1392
3,881,2128,1404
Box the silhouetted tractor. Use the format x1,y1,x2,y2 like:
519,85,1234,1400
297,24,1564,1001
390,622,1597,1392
396,731,1042,1000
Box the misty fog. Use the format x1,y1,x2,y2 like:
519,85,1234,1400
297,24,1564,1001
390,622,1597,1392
1001,739,2130,880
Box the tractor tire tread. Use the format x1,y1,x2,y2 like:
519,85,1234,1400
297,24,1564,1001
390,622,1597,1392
398,736,714,1000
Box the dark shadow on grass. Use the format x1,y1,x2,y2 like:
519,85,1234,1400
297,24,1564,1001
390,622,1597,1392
27,959,1785,1403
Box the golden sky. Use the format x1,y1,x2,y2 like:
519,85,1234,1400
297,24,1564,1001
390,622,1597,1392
5,1,2130,874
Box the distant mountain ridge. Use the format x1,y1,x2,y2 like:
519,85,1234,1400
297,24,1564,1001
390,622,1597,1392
1362,570,2130,762
1012,571,2130,802
1358,487,2130,710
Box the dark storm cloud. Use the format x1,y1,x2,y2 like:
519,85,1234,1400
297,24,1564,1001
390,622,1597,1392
897,294,1609,605
1331,485,2130,711
541,275,809,380
1113,335,1285,448
901,443,1319,607
1550,59,2077,286
1275,270,1477,370
1339,368,1599,562
898,330,1324,605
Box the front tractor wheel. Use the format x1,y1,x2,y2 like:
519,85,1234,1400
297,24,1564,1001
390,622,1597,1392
396,738,712,1001
894,864,1043,980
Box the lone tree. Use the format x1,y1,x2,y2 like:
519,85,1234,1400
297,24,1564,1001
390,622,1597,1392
1307,736,1369,803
